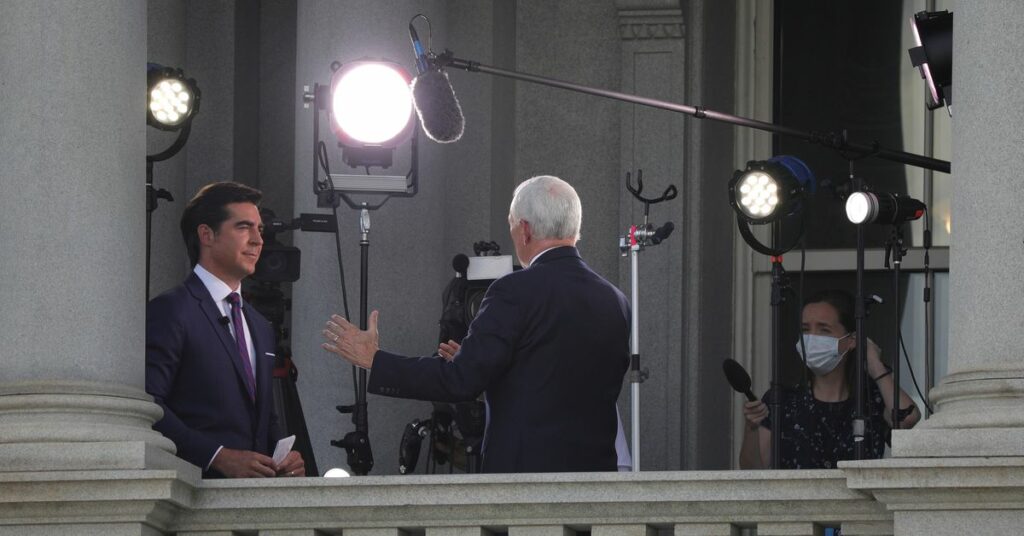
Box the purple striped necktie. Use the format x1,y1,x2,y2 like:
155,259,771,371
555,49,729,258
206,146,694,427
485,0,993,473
226,292,256,402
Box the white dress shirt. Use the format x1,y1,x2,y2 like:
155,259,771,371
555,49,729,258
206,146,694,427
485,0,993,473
194,264,257,376
193,264,258,470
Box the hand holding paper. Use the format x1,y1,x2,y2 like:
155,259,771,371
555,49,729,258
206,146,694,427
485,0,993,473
272,435,305,477
272,435,295,465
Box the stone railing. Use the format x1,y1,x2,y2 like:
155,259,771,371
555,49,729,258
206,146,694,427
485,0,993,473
0,465,893,535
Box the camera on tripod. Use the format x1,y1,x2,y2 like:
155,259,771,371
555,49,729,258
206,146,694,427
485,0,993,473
252,210,338,284
397,242,514,474
240,208,339,477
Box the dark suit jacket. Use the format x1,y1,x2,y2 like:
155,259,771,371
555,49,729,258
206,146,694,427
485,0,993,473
146,272,282,477
369,246,630,472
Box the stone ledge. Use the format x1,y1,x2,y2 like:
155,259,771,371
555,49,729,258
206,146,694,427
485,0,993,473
891,427,1024,457
0,469,892,534
0,441,197,475
173,470,887,532
0,469,189,531
840,457,1024,510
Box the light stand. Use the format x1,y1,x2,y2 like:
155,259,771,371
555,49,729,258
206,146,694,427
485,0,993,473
851,162,867,460
145,122,192,301
845,180,928,454
730,156,814,469
329,208,374,475
884,223,907,431
767,226,787,470
146,64,199,301
303,65,419,476
618,170,676,472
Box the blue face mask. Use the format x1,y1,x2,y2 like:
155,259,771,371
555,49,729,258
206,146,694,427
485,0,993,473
796,333,852,376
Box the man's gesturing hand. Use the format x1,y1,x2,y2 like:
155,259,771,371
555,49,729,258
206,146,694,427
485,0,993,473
322,310,380,369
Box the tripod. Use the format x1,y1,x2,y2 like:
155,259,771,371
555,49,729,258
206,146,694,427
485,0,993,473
245,281,319,476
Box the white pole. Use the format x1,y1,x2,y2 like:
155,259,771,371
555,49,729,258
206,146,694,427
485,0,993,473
630,247,641,472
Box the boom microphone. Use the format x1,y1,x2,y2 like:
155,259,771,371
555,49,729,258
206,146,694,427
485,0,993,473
407,17,464,143
412,69,465,144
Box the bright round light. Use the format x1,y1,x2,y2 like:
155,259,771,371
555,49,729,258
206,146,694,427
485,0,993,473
736,171,780,220
149,76,195,127
845,192,872,224
331,63,413,145
324,467,351,478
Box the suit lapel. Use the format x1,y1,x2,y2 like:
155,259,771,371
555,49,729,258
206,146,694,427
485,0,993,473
185,273,255,407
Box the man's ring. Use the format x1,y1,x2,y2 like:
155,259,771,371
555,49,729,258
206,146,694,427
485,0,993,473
333,333,339,342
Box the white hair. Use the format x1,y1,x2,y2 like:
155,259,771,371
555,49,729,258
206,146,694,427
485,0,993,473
509,175,582,241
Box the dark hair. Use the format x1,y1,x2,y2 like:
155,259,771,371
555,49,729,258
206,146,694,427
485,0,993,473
180,182,262,266
802,289,858,390
803,289,855,333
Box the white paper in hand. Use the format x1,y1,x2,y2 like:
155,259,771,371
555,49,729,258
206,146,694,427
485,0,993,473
272,435,296,466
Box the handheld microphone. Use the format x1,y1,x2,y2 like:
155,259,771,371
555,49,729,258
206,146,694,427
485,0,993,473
650,221,675,245
452,254,470,278
723,359,757,402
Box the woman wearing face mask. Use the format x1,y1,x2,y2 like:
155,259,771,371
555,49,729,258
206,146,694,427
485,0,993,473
738,289,921,469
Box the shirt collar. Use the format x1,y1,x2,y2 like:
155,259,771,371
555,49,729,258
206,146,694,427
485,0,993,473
527,246,560,267
193,264,241,305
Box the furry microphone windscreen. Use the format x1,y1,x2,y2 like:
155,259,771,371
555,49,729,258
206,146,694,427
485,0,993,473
412,69,465,143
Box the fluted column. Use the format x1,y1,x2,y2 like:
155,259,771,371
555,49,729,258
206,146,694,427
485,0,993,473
0,0,176,472
892,0,1024,459
842,3,1024,534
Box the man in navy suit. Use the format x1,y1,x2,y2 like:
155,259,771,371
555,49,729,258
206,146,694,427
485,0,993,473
147,182,304,478
323,175,630,472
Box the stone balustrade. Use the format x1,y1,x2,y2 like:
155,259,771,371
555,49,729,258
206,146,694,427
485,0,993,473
0,465,893,535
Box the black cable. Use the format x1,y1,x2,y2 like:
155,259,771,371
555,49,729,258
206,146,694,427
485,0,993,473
898,328,934,414
316,140,357,394
893,206,933,415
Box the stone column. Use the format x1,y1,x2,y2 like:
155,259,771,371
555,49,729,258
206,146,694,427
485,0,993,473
844,3,1024,534
892,0,1024,460
0,0,176,472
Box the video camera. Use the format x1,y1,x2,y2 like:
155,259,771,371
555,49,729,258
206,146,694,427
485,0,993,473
398,242,514,474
